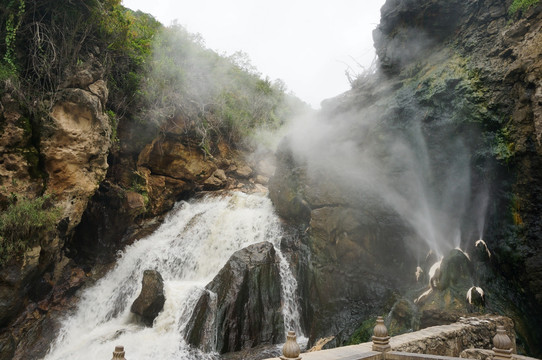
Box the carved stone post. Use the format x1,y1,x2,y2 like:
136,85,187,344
492,326,513,360
372,316,391,352
280,331,302,360
112,345,126,360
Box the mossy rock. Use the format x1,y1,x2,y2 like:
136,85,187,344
388,298,419,335
347,316,377,345
437,249,474,291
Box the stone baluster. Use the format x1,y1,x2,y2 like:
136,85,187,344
280,331,302,360
372,316,391,352
492,325,513,360
112,345,126,360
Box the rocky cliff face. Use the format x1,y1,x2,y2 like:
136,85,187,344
0,63,112,359
42,78,111,234
270,0,542,356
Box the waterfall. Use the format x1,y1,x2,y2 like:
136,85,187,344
44,192,303,360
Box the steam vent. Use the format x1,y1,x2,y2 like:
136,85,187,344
1,0,541,359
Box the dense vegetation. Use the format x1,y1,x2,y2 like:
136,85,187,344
0,0,301,148
0,0,161,114
140,26,304,151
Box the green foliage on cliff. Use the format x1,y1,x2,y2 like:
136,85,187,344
0,0,302,156
0,195,61,265
1,0,25,76
139,26,305,150
493,126,515,162
103,7,162,117
0,0,161,112
509,0,540,14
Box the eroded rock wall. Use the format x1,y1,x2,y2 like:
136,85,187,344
0,63,113,359
42,81,111,234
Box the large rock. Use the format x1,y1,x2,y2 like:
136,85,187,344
185,241,284,354
270,137,415,348
130,270,165,326
41,83,111,234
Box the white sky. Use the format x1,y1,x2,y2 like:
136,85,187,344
121,0,386,108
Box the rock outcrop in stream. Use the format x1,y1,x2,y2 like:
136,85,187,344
185,241,284,354
130,270,165,326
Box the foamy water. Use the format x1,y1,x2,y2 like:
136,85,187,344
44,192,303,360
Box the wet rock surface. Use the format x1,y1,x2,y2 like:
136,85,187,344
185,241,284,354
70,181,147,264
270,138,418,348
130,270,165,326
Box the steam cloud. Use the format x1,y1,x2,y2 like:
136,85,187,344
281,69,484,258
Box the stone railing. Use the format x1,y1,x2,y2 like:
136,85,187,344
272,317,523,360
109,316,537,360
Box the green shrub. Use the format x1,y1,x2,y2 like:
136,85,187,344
2,0,25,75
493,126,515,162
509,0,540,14
0,195,61,265
106,109,119,145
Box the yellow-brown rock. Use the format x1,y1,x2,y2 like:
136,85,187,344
138,137,217,182
137,136,217,215
0,94,44,203
41,83,111,233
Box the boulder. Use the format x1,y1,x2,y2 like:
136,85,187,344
137,136,217,215
203,169,228,190
233,164,253,178
137,137,216,183
387,298,419,335
414,249,476,328
130,270,165,326
185,241,284,354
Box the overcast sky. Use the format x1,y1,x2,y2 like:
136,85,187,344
121,0,386,108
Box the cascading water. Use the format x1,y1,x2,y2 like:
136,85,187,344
44,192,303,360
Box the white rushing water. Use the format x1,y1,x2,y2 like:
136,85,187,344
45,192,303,360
